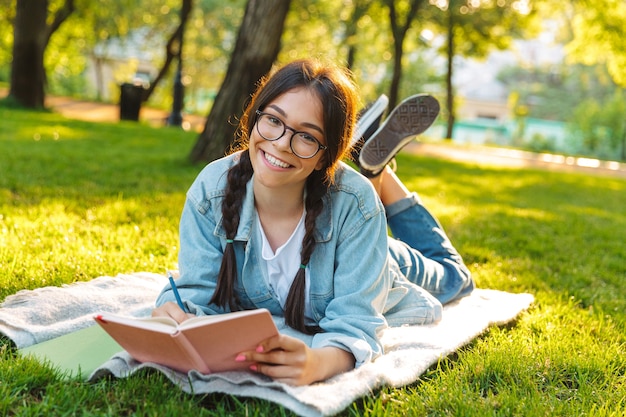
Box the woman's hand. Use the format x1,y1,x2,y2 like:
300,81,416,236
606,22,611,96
236,334,355,386
151,301,195,324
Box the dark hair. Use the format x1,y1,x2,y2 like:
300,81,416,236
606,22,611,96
210,59,358,334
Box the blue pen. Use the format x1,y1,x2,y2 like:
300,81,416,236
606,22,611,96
168,272,188,313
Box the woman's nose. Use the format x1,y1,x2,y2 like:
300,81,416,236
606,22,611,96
273,128,295,152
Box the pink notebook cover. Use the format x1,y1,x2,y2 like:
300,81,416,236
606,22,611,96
94,309,278,374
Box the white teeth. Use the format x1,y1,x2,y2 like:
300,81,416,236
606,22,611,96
264,152,290,168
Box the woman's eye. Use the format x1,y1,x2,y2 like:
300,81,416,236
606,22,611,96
267,116,282,126
298,133,317,144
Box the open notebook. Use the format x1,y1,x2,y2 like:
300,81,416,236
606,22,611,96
20,308,278,379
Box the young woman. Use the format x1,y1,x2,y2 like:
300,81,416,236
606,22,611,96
153,59,474,386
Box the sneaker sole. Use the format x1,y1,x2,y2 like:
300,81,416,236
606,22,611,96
350,94,389,147
359,94,439,172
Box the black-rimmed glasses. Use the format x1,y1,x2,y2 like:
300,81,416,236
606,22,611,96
255,110,327,159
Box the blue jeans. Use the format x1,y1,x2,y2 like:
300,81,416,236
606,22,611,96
386,193,474,305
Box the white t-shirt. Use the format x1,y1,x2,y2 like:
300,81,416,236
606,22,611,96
258,211,313,321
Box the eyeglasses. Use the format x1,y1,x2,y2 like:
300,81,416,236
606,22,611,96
255,110,327,159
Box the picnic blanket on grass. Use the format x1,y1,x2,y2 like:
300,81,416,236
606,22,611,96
0,272,534,417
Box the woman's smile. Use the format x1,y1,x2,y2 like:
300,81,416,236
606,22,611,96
262,150,291,169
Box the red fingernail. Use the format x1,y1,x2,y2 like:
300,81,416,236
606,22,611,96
235,354,246,362
256,345,264,353
249,365,257,372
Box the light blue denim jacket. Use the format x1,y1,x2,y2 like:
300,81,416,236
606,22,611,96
156,152,444,367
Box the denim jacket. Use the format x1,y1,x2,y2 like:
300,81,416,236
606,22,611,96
156,152,441,367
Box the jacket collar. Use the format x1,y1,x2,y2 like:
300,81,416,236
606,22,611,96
219,174,334,244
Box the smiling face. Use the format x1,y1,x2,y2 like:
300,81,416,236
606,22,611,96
249,87,326,196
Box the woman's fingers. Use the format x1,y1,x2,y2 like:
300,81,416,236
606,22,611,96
151,301,189,323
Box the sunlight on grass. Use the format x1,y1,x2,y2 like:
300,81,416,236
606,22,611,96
354,297,625,416
0,106,198,300
0,197,183,298
1,108,625,416
19,124,86,142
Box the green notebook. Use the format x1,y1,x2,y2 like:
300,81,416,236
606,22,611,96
19,324,123,380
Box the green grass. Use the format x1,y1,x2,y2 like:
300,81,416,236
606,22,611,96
0,106,200,298
1,105,625,416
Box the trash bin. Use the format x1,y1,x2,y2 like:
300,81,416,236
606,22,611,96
119,83,145,121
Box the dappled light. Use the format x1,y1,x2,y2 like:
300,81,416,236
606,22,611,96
1,0,626,415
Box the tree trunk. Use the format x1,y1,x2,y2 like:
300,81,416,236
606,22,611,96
389,40,403,109
189,0,292,163
385,0,423,109
343,0,372,70
621,124,626,162
10,0,48,108
445,8,455,140
142,0,193,102
9,0,75,108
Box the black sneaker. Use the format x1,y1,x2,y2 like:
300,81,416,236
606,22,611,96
359,94,439,177
348,94,389,163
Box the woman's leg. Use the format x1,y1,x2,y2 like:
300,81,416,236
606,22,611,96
369,166,474,304
368,165,411,206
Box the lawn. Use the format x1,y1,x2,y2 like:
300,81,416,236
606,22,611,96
1,104,625,416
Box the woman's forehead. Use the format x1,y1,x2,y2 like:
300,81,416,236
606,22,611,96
266,88,324,125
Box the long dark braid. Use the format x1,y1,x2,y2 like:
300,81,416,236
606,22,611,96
284,170,327,334
209,150,253,311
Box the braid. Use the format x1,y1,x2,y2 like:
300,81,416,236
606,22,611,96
284,171,327,334
210,151,253,311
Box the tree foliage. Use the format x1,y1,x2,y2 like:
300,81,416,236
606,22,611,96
141,0,193,103
569,90,626,160
181,0,245,112
426,0,541,139
3,0,624,160
278,0,436,107
565,0,626,87
497,63,619,121
0,0,15,80
280,0,396,104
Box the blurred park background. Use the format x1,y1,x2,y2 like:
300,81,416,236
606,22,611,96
2,2,626,415
2,0,625,164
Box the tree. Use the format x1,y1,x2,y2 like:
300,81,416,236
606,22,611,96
341,0,376,69
142,0,193,103
428,0,540,139
385,0,425,108
77,0,164,100
7,0,162,105
9,0,75,108
568,90,626,160
189,0,292,163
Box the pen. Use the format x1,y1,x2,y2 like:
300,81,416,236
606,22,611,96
168,272,188,313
